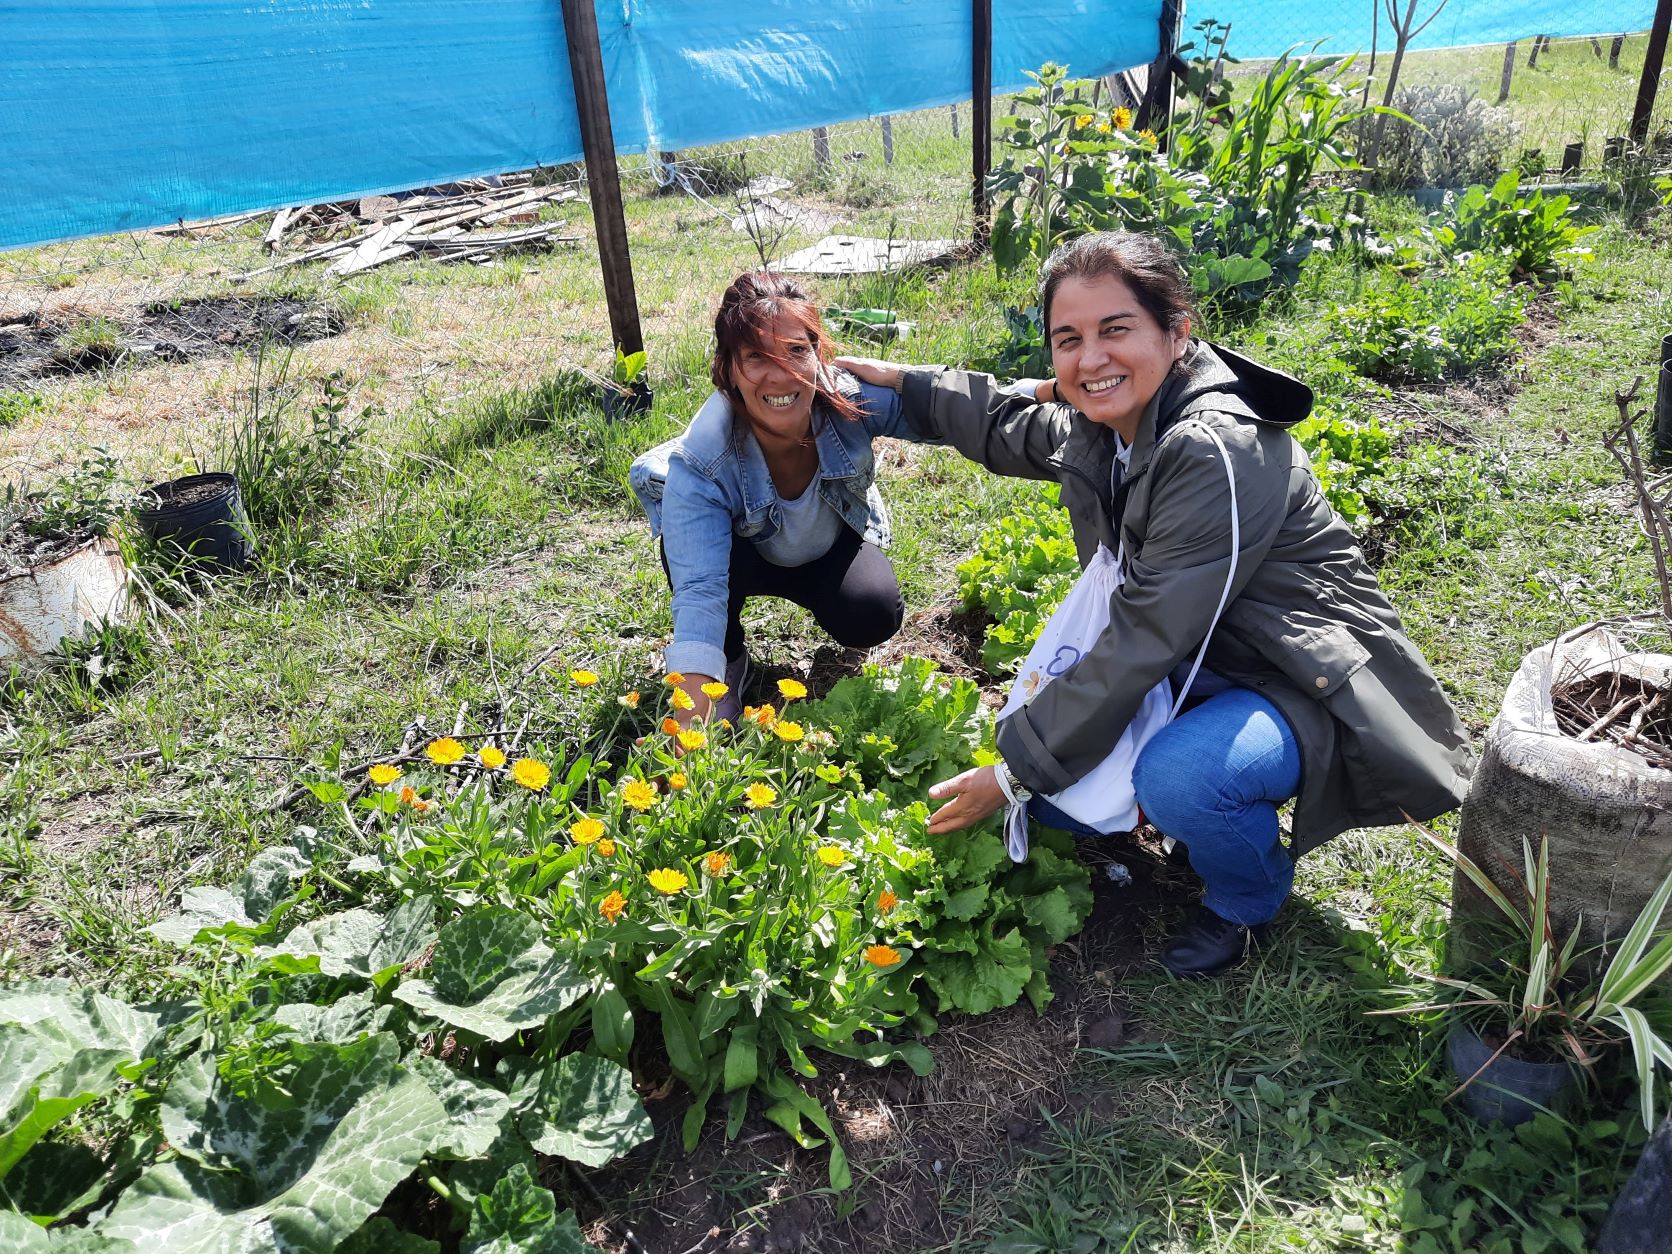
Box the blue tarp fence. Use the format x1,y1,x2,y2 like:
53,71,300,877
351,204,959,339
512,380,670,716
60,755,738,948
0,0,1660,251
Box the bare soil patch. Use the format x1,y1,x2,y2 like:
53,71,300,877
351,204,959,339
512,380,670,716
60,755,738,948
0,296,343,387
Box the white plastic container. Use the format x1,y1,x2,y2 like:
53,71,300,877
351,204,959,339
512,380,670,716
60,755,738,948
0,536,130,659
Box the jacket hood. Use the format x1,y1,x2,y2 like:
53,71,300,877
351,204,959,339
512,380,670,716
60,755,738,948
1163,340,1314,429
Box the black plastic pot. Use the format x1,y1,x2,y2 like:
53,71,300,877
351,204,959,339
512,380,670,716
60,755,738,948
1656,333,1672,464
1446,1023,1575,1126
602,380,653,420
132,472,254,572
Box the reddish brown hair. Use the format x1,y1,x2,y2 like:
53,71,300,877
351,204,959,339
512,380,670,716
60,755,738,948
711,272,860,422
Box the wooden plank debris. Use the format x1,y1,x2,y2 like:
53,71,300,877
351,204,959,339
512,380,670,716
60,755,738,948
231,183,580,283
771,234,966,276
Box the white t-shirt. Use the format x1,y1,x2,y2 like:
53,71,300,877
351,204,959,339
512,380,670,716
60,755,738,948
755,477,844,567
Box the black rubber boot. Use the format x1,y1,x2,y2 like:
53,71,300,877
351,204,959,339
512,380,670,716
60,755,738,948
1159,905,1270,977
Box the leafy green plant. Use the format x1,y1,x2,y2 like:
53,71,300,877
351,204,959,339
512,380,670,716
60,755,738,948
16,449,121,543
0,390,44,428
1383,824,1672,1128
611,347,647,388
1426,171,1598,282
1323,255,1530,382
950,487,1078,674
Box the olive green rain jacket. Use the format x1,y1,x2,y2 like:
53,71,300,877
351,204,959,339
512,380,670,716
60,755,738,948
899,342,1472,855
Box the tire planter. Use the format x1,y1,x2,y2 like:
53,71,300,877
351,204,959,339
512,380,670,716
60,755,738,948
0,535,129,660
1447,1023,1575,1127
132,472,253,572
1455,629,1672,972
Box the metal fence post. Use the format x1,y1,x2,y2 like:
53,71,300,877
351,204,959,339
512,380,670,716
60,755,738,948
559,0,643,363
972,0,993,246
1632,0,1672,144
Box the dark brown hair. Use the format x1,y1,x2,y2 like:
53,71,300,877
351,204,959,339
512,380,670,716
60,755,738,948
1038,232,1197,338
711,272,860,422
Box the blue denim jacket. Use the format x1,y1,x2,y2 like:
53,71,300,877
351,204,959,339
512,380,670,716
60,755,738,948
628,373,915,679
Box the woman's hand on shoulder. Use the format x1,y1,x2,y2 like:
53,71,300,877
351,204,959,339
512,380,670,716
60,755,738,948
832,355,902,392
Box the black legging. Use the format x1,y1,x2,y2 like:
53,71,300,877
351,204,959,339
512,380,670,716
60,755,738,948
661,525,904,666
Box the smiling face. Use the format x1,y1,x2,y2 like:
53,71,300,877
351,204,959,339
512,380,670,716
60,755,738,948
728,312,820,442
1047,274,1190,440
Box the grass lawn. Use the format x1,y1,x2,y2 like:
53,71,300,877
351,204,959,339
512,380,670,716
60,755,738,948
3,46,1672,1251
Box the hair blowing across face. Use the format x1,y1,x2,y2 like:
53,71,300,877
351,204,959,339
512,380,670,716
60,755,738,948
711,272,859,422
1038,232,1198,338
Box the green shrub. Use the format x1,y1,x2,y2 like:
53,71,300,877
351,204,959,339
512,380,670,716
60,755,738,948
0,390,44,428
1324,257,1529,382
1426,171,1597,282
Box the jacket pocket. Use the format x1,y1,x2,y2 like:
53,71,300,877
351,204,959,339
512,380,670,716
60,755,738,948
1231,602,1370,698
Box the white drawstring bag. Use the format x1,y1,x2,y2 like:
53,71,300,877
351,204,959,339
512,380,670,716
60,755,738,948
995,422,1241,861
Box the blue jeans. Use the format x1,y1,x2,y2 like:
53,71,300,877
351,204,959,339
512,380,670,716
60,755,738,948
1030,687,1301,926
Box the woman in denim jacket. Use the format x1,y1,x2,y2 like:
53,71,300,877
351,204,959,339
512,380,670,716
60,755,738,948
629,272,929,725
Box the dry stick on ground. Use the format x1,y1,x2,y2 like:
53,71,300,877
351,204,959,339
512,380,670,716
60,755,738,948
1604,376,1672,628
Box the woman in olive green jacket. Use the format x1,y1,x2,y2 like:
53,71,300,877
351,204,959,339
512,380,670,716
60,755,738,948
838,232,1471,976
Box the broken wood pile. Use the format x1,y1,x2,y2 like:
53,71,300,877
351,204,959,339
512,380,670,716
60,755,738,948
233,178,581,283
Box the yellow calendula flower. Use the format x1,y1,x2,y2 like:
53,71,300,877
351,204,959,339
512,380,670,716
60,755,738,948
600,890,627,923
367,763,402,787
1097,121,1112,134
1074,114,1092,128
864,944,903,968
511,758,551,791
700,681,728,700
663,672,685,685
744,782,777,810
596,838,617,857
570,817,606,845
815,764,843,784
619,690,641,709
1113,106,1134,129
668,772,688,791
704,851,731,876
570,668,599,686
478,745,507,769
1138,127,1158,145
670,686,695,712
425,737,467,766
877,890,900,914
677,728,707,752
772,720,804,743
648,867,689,895
622,779,658,812
815,845,847,868
661,716,680,736
777,678,807,701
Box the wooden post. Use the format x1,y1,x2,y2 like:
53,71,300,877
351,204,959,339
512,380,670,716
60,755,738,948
1136,0,1185,150
881,115,895,166
1528,34,1544,69
972,0,993,245
1632,0,1672,144
559,0,642,361
949,103,960,140
1611,34,1625,69
1499,41,1517,102
811,127,832,173
1562,140,1583,173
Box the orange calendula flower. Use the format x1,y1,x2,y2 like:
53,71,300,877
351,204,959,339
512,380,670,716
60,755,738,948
367,763,402,787
600,890,627,923
425,737,467,766
877,890,900,914
478,745,507,769
704,851,732,876
864,944,903,968
1113,106,1134,129
663,672,685,685
815,845,847,868
772,720,804,743
677,728,707,752
744,782,777,810
648,867,689,895
619,690,641,709
700,681,728,700
570,817,606,845
662,716,681,736
777,679,807,701
671,686,696,712
751,703,777,729
511,758,551,791
622,779,658,811
399,785,434,813
668,772,688,791
570,668,599,686
596,838,617,857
